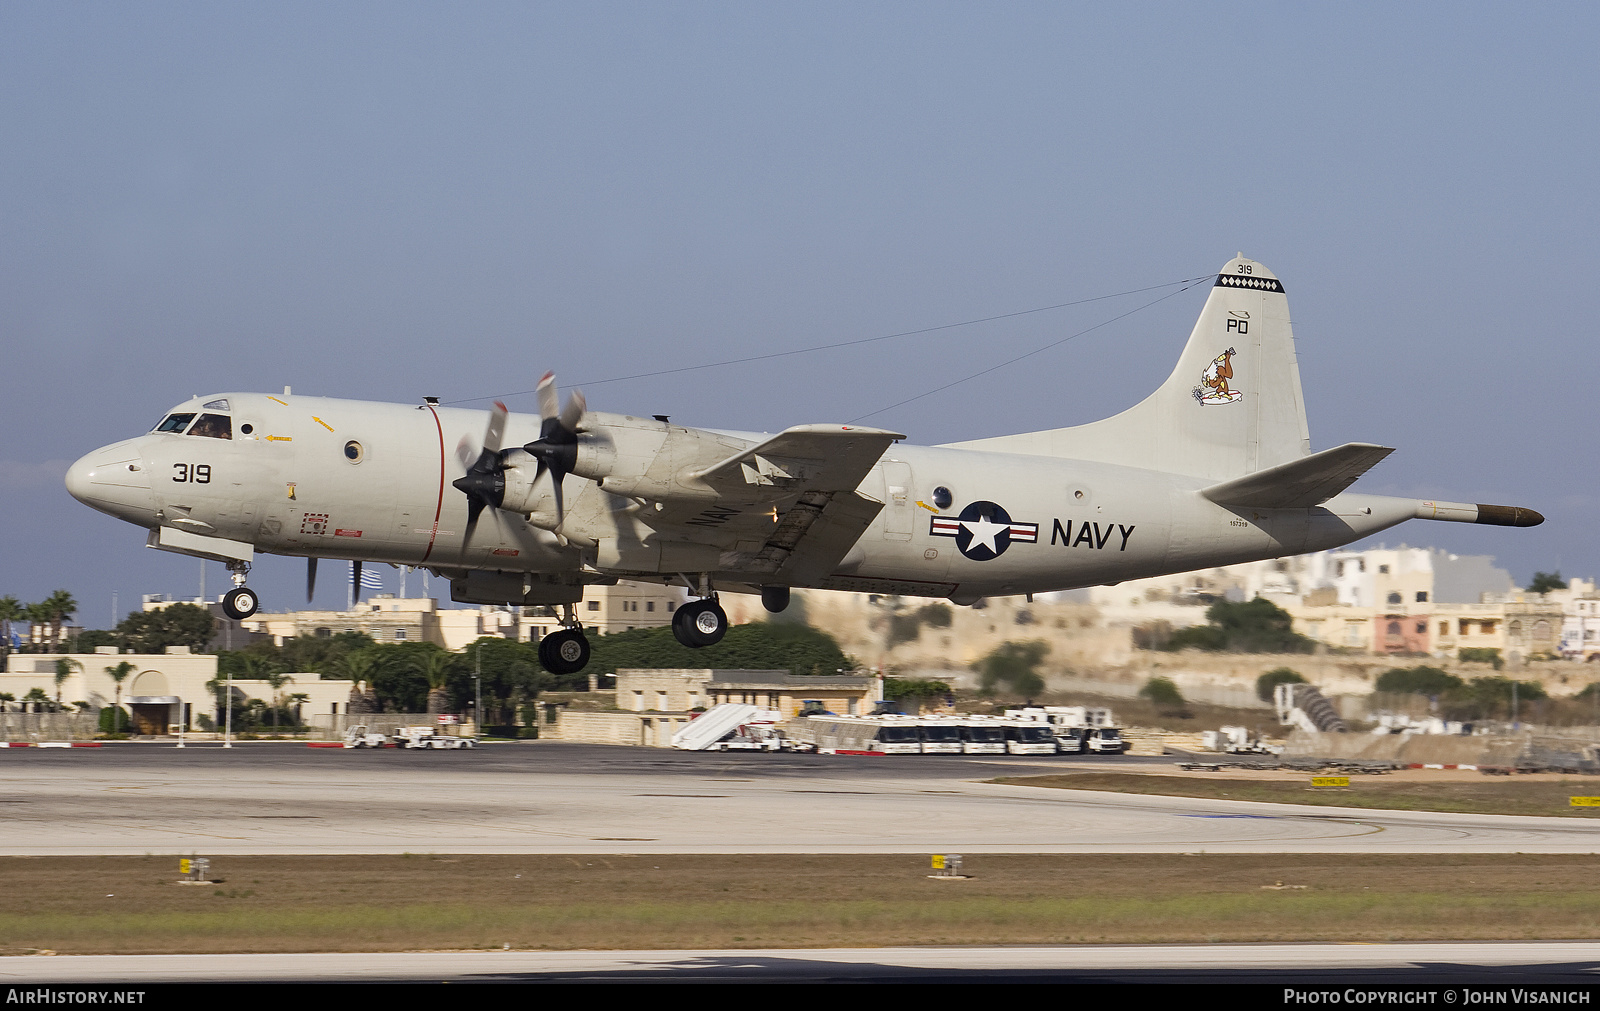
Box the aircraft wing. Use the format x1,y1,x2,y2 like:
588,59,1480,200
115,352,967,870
1200,442,1394,509
629,424,901,577
688,424,904,500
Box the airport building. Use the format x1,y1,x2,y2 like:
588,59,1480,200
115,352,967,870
551,668,878,748
238,580,685,648
0,646,352,735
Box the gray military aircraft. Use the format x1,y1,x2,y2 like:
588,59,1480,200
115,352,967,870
66,255,1542,674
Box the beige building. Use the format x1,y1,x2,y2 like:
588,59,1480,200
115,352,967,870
552,668,879,748
577,581,685,635
240,580,685,649
0,647,352,734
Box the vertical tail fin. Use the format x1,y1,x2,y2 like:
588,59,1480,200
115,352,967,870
946,254,1311,481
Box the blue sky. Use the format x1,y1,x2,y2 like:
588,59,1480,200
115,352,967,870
3,3,1594,623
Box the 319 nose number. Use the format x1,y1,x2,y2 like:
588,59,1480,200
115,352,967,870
172,463,212,483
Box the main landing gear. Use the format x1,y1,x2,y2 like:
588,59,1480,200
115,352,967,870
221,560,259,620
536,602,591,676
672,596,728,648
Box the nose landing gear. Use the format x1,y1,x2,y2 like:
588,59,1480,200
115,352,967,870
220,561,259,620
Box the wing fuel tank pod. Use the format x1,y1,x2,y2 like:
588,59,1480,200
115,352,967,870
1415,501,1545,527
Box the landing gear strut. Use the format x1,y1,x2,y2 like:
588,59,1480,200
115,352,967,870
536,602,591,675
221,561,258,620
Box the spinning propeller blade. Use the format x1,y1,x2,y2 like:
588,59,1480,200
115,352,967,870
523,373,585,523
450,401,510,543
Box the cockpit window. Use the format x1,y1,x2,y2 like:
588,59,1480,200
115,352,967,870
188,414,232,440
202,398,230,411
154,413,196,434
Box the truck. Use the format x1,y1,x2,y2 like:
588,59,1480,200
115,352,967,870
1083,726,1127,754
1007,706,1125,755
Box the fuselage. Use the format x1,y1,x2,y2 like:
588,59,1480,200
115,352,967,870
66,391,1421,604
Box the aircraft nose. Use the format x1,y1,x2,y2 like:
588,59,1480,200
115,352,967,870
65,440,156,522
64,453,95,505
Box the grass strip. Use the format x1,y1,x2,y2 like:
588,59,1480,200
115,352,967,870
2,854,1600,953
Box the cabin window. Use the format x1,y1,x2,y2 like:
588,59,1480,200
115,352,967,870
344,441,364,463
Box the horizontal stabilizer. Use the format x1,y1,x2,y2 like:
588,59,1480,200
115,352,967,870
1201,443,1394,509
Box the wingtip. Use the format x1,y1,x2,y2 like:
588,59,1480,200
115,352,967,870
1476,504,1545,527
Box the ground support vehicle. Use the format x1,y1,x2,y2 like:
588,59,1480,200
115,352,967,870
343,725,390,748
1003,721,1060,755
1055,727,1088,754
1084,727,1127,755
392,726,476,749
790,715,921,754
918,719,965,754
958,718,1007,754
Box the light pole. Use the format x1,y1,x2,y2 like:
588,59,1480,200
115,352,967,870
223,666,233,748
474,642,483,737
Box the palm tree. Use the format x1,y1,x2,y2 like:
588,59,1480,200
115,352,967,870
0,596,20,659
263,671,292,732
43,591,78,652
417,649,455,716
104,661,135,734
24,602,52,652
52,657,82,707
335,651,377,715
288,692,311,728
204,676,234,730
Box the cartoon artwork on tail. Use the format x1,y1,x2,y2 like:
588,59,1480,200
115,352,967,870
1193,346,1241,405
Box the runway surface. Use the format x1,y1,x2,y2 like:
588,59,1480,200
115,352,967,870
5,741,1600,855
5,943,1600,983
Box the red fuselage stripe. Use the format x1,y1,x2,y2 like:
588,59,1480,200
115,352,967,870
421,404,445,562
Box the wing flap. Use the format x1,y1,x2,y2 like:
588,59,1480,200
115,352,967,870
1201,442,1394,509
749,490,884,583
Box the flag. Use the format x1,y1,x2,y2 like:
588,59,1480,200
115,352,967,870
349,563,383,589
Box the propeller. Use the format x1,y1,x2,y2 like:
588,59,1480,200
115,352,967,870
521,371,585,523
307,557,318,603
451,401,510,543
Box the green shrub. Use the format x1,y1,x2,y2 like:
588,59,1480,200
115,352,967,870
1375,666,1463,696
1458,648,1504,670
1256,667,1307,703
1139,676,1185,708
974,641,1049,697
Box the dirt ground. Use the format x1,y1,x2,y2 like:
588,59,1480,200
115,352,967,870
5,852,1600,954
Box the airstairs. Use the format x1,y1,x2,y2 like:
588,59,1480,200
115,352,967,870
671,703,765,751
1274,682,1346,733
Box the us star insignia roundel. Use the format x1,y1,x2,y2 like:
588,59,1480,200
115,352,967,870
929,500,1038,561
